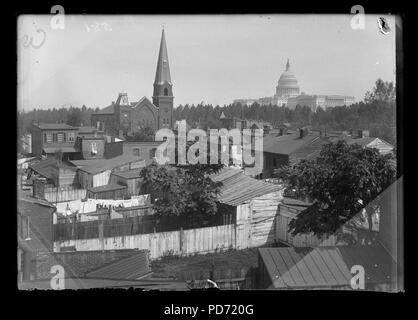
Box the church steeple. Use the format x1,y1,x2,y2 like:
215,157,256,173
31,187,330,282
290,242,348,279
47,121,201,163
154,28,172,87
153,28,174,129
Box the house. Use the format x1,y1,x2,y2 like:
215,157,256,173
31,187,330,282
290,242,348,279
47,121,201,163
338,136,394,155
257,244,396,290
220,112,247,130
18,196,56,281
30,123,79,160
27,157,80,189
75,126,105,159
252,128,330,178
77,154,146,189
104,140,163,165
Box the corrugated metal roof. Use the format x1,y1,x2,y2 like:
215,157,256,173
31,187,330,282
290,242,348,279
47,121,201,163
28,158,57,179
86,250,151,280
87,183,127,193
212,167,282,206
259,244,395,289
79,154,144,174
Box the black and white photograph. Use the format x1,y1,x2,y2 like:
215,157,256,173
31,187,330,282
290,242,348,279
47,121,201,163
17,11,403,294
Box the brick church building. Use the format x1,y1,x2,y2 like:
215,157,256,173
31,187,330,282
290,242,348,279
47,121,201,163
91,29,174,137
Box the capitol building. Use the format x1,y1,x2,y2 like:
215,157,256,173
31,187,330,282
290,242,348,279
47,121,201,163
233,59,354,111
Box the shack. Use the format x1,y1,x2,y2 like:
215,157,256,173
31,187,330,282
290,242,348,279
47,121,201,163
78,154,145,189
110,169,143,195
86,183,129,200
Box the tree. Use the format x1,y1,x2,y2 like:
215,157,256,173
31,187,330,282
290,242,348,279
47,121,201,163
140,163,224,223
66,107,82,127
276,140,396,242
364,78,396,104
126,126,155,141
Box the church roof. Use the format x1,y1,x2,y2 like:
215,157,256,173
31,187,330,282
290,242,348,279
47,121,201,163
154,29,172,85
94,104,115,114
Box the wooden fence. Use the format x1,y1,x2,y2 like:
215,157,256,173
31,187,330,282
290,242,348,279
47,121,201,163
44,188,87,203
54,224,236,259
54,212,235,242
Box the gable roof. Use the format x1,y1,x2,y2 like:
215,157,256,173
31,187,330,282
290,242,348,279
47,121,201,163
211,167,282,206
133,96,159,110
94,104,115,115
28,158,58,180
79,154,144,174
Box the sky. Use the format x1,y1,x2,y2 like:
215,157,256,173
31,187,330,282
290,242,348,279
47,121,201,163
17,14,397,111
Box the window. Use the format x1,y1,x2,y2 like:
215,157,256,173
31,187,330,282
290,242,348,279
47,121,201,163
133,148,140,157
57,133,64,143
68,132,75,142
150,148,156,158
52,133,58,142
164,88,168,96
44,133,52,143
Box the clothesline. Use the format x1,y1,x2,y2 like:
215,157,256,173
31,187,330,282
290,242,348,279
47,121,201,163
55,194,150,216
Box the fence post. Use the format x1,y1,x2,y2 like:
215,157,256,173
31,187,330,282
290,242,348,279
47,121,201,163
179,227,184,256
99,220,104,251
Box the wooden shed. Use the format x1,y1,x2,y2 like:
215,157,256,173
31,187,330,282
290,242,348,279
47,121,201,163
86,184,128,200
110,169,143,196
78,154,145,189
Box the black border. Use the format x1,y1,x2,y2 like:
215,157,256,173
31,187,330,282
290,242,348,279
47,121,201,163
10,2,412,317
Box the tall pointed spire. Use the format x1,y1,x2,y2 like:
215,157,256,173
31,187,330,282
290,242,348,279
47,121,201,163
154,28,172,86
286,58,290,71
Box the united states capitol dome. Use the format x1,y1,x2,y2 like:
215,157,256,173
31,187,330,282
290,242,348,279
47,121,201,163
276,59,300,96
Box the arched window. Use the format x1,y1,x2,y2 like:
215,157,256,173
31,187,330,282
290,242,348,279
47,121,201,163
164,88,168,96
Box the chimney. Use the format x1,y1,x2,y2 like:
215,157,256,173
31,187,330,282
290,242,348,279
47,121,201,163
299,127,308,139
357,130,363,138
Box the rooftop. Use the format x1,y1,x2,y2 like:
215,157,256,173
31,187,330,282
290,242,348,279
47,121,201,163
259,244,395,289
32,123,77,130
87,183,127,193
77,126,103,133
262,131,322,155
211,167,282,206
112,169,143,179
79,154,145,174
